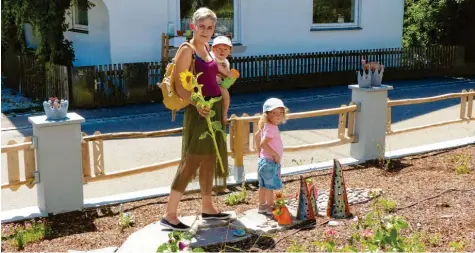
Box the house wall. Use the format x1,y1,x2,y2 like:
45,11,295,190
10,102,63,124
65,0,111,66
67,0,404,65
102,0,171,64
234,0,404,57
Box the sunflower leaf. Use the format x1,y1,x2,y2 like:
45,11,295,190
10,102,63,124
199,132,208,140
212,121,222,131
208,110,216,118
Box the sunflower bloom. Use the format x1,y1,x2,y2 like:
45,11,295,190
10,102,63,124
179,71,194,91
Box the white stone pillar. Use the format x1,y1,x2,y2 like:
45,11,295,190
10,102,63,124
28,113,85,214
349,85,393,162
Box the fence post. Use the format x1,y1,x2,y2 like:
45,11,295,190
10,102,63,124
454,45,465,68
232,118,247,183
348,84,393,162
28,112,85,214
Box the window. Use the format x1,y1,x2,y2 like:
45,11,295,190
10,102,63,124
72,0,88,30
179,0,240,43
312,0,360,29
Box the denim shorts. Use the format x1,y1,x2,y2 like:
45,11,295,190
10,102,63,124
258,157,283,190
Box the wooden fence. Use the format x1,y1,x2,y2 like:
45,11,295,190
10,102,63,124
1,138,36,190
1,52,69,101
79,103,357,184
386,89,475,135
2,90,474,192
229,45,462,92
70,62,163,108
69,45,467,108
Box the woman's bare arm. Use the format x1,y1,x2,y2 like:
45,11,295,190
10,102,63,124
174,46,193,104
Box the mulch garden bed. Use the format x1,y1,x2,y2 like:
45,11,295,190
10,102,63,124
2,145,474,252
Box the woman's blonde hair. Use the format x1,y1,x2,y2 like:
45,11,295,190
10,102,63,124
192,7,217,25
257,107,289,130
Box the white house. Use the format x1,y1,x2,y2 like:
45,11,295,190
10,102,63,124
64,0,404,67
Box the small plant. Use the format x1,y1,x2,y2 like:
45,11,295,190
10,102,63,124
224,182,247,206
451,153,470,174
313,229,357,252
286,240,308,252
376,144,391,170
291,157,314,166
157,231,204,252
448,240,466,252
375,198,397,213
118,204,135,231
428,232,441,246
8,222,51,250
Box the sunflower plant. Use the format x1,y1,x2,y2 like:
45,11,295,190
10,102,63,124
179,70,227,174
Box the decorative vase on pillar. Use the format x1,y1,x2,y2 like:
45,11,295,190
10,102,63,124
43,97,69,120
356,60,384,87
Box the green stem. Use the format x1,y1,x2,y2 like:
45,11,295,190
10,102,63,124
206,116,225,174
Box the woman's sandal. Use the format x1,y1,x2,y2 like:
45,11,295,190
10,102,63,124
201,212,231,220
160,218,191,231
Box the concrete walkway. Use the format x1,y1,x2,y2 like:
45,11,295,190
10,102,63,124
67,188,381,253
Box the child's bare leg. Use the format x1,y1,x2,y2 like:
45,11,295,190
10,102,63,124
258,188,266,205
219,86,230,122
265,189,275,207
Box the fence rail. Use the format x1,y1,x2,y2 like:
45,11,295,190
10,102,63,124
386,89,475,135
80,102,357,184
1,138,36,190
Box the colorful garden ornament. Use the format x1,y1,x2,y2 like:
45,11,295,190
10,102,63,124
272,192,292,225
327,159,352,219
307,180,319,217
296,176,316,220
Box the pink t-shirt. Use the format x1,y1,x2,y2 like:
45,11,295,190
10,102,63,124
259,123,283,162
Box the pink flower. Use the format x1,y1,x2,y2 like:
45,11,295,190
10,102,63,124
178,241,188,251
361,59,366,65
326,229,337,237
361,229,374,238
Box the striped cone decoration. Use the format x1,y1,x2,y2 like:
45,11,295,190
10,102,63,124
296,176,316,220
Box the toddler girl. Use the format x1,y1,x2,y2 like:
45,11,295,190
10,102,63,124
254,98,288,214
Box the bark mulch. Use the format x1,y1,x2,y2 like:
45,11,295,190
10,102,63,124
2,145,474,252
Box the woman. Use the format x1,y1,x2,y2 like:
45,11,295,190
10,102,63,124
160,7,230,231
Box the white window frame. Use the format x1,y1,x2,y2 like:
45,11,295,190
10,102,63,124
71,1,89,31
175,0,242,44
311,0,361,30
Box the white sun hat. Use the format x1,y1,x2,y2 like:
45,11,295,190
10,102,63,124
212,36,233,47
263,98,286,113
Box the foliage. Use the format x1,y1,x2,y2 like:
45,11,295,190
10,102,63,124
1,0,94,66
448,240,467,252
157,231,204,252
180,0,234,19
376,144,391,171
403,0,475,60
450,153,470,174
118,204,135,231
310,198,448,252
286,240,308,252
224,185,247,206
1,221,51,250
312,0,353,24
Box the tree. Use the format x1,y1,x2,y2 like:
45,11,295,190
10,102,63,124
1,0,93,66
403,0,475,60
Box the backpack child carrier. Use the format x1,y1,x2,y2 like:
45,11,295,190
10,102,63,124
158,42,196,121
